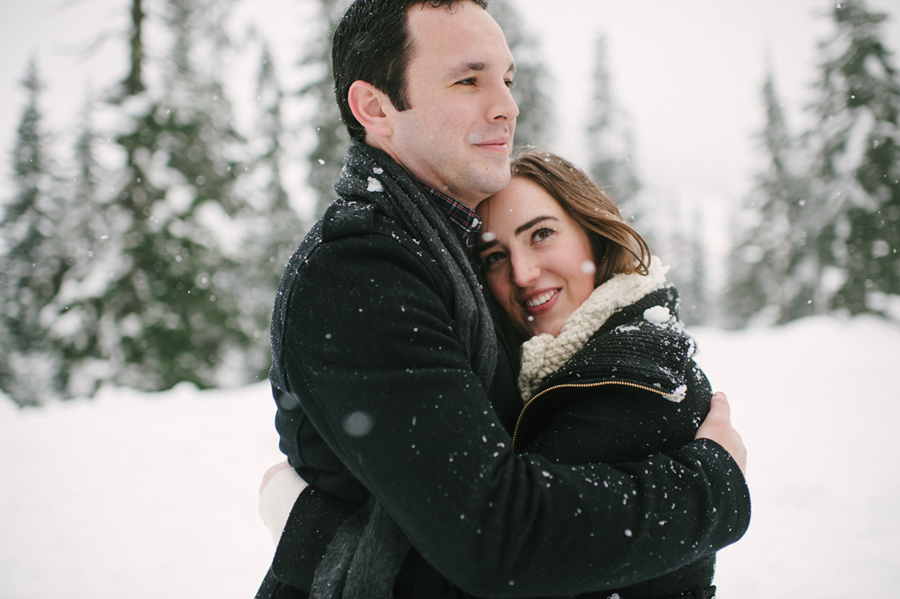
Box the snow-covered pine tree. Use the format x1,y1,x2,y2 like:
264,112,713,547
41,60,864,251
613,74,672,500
250,43,306,271
653,191,707,325
802,0,900,316
0,60,68,405
93,0,260,391
43,92,113,398
582,33,671,295
123,0,147,97
488,0,554,150
300,0,350,220
679,207,709,325
725,68,812,326
236,43,307,376
585,33,641,207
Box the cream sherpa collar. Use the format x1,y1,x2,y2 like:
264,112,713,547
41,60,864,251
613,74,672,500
517,256,668,401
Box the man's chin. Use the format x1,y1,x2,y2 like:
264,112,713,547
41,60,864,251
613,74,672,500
442,164,511,207
474,160,512,189
483,171,513,196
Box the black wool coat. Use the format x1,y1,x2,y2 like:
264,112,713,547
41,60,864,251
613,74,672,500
513,287,726,599
258,143,751,599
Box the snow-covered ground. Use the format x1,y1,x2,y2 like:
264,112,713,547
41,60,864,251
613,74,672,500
2,316,899,599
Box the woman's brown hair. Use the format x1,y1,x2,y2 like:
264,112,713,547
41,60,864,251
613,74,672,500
508,149,650,286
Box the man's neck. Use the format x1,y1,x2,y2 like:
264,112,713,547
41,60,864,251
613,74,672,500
421,185,483,252
359,138,484,250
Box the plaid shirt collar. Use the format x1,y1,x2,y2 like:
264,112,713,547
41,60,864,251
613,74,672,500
423,186,483,251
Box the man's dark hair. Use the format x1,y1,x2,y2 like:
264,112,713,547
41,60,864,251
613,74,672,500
333,0,490,141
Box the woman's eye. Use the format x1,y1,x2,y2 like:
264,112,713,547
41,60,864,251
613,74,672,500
456,77,476,86
480,251,505,267
532,228,554,243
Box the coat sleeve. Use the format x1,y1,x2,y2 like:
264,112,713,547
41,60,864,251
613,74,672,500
274,232,750,598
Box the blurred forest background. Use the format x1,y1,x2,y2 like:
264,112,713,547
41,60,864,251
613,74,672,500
1,0,898,406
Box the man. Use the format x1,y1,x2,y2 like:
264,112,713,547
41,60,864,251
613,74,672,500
258,1,749,597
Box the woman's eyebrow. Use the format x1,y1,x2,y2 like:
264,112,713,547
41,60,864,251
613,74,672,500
516,215,558,235
476,215,560,252
475,237,497,252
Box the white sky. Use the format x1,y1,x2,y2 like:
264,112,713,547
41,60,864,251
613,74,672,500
1,0,899,207
516,0,900,201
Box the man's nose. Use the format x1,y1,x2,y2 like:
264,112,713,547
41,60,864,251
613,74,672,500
490,80,519,123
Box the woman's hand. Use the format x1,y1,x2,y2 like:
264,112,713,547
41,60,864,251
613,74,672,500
695,392,747,475
260,460,293,494
259,461,308,544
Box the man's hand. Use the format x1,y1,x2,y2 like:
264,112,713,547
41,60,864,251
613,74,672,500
695,392,747,475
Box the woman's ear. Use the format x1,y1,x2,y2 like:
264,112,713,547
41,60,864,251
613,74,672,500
347,81,393,138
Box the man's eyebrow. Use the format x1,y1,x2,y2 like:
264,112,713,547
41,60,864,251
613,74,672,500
447,62,487,79
447,61,517,80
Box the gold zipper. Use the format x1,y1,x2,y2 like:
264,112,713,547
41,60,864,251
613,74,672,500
512,380,682,448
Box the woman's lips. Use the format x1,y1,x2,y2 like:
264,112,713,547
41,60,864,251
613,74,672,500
521,288,560,316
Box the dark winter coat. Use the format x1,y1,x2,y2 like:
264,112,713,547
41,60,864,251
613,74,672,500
514,285,721,599
257,142,750,599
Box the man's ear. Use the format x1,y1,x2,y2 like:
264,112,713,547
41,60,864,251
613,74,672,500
347,81,394,138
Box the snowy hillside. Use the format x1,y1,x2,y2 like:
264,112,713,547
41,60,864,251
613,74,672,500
2,316,899,599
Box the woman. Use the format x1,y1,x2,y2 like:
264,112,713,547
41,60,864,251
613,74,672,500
474,149,720,598
261,149,743,599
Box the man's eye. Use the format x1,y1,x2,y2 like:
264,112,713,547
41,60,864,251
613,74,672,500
505,79,516,89
456,78,477,86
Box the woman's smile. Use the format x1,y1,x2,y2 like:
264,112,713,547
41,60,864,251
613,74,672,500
476,177,596,338
522,288,560,312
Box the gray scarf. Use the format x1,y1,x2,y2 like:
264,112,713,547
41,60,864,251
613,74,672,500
311,141,498,598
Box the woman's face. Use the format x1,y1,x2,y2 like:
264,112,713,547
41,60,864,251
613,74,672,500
476,176,596,338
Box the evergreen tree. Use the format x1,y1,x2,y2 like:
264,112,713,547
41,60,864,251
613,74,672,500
488,0,554,149
652,192,706,325
300,0,350,219
250,43,306,271
122,0,146,97
585,34,641,206
91,0,261,391
0,60,67,405
46,93,110,398
237,43,307,376
680,207,709,325
725,68,812,326
802,0,900,316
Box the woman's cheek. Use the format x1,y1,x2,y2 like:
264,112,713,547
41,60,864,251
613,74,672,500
486,276,512,314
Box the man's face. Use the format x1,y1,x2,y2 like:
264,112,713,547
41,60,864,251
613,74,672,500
383,2,518,208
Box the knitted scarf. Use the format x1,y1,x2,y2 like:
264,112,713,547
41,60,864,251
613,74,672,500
310,141,498,599
518,257,668,401
334,141,497,387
